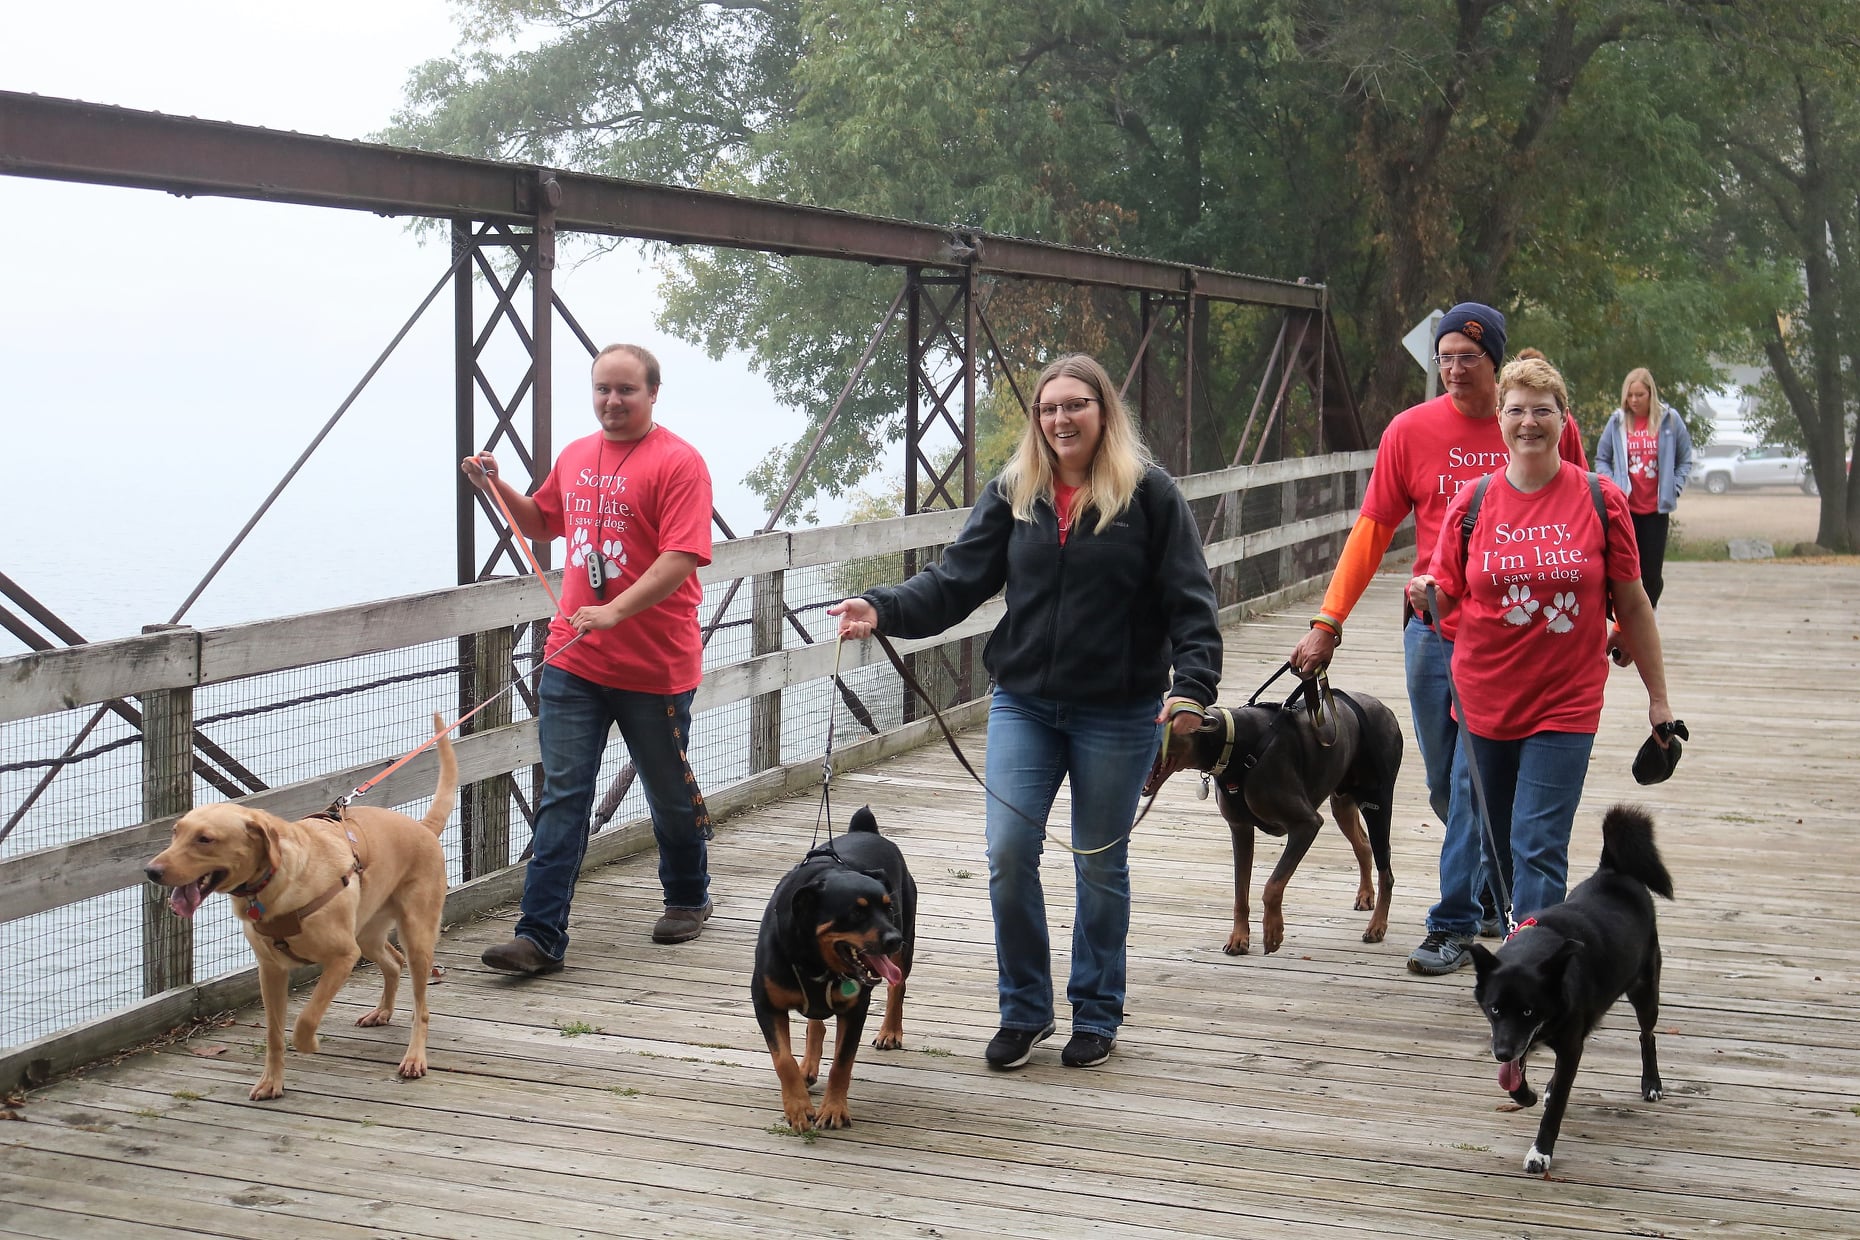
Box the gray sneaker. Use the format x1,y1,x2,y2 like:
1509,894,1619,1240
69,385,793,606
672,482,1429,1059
1407,930,1474,975
1478,916,1504,939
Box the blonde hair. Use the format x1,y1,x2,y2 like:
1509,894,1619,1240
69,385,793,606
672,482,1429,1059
1497,355,1570,415
1620,367,1665,430
1000,354,1154,531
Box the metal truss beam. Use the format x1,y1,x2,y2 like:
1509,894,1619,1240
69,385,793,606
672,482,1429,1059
0,92,1322,312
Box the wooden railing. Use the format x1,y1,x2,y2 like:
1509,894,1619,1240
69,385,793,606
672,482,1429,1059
0,452,1375,1088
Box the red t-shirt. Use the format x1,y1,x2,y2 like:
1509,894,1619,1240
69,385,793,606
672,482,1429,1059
1624,416,1659,514
1054,483,1079,545
1428,465,1639,740
1362,393,1588,637
534,426,714,694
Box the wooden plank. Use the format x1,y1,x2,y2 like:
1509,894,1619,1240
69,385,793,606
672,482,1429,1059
1202,509,1355,568
0,628,197,724
196,574,549,684
1175,450,1377,500
0,720,537,924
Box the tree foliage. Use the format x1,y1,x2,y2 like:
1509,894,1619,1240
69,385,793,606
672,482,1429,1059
387,0,1860,547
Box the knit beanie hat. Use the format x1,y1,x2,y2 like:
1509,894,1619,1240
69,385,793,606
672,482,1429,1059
1435,303,1507,370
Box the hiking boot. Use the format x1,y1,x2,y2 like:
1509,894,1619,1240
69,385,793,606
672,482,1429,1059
1407,930,1474,975
984,1021,1055,1070
480,936,564,976
1060,1031,1116,1068
650,898,713,944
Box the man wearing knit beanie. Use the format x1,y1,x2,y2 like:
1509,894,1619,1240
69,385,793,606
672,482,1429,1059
1287,300,1587,977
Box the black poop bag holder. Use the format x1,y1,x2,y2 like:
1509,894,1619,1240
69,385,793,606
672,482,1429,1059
1632,719,1689,785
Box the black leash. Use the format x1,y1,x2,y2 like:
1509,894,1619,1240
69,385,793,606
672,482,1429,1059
868,632,1178,856
1424,584,1515,935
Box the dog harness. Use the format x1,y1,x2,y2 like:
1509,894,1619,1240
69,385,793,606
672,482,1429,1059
238,812,371,966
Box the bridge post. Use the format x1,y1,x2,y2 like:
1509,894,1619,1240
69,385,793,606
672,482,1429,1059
749,570,784,773
139,624,193,997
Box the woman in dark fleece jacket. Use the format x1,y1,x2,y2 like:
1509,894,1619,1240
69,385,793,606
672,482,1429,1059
830,353,1221,1072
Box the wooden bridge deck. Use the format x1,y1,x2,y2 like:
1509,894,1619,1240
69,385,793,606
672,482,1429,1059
3,562,1856,1239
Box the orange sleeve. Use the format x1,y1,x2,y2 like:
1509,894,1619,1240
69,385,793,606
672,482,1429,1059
1317,515,1401,625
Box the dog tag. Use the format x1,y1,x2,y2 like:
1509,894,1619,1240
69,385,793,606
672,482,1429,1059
837,978,861,998
1197,775,1211,801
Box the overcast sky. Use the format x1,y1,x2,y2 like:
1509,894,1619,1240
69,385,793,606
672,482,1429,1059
0,1,840,647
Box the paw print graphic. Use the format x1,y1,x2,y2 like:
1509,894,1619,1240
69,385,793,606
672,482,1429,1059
599,538,626,580
1543,591,1579,634
1502,584,1540,626
568,526,595,567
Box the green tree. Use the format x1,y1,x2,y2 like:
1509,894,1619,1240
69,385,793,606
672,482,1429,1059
388,0,1819,533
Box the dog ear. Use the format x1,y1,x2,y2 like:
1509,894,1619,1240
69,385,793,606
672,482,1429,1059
791,875,824,929
243,813,283,871
1469,942,1499,977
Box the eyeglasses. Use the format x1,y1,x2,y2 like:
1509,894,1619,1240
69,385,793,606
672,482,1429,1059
1500,404,1562,421
1034,397,1100,418
1433,352,1488,371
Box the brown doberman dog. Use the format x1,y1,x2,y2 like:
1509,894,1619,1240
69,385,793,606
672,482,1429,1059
751,805,915,1132
144,713,456,1100
1146,683,1402,955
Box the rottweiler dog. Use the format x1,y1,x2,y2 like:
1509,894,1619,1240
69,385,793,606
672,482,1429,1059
752,805,915,1132
1471,804,1674,1176
1145,686,1402,955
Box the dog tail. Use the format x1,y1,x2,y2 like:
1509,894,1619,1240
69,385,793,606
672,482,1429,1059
849,805,879,834
420,711,459,837
1598,804,1674,899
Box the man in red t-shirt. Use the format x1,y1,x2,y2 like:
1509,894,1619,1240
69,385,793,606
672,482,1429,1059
463,344,716,973
1287,304,1587,973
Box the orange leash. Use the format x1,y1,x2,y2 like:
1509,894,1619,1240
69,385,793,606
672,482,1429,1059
328,458,576,813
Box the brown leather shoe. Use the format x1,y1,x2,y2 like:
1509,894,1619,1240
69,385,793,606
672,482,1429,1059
480,936,564,976
650,898,713,944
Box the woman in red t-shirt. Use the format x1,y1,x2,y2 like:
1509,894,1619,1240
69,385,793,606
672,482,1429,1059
1407,356,1678,931
1593,368,1695,607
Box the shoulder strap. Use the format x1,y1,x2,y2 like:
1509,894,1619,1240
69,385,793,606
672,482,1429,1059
1458,473,1494,563
1587,471,1615,620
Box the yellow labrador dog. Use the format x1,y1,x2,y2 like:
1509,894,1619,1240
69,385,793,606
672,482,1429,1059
145,714,456,1100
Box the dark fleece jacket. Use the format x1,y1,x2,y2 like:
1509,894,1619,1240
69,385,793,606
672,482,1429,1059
864,464,1221,708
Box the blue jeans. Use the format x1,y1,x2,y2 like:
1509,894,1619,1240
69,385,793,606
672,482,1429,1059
516,666,711,960
1407,617,1507,924
1433,729,1595,933
984,689,1162,1040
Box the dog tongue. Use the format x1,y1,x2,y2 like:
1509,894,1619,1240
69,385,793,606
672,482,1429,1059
168,882,205,919
1498,1058,1524,1092
861,951,904,986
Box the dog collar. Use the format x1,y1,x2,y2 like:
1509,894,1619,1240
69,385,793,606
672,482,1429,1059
230,867,276,902
1205,706,1239,778
1504,916,1538,942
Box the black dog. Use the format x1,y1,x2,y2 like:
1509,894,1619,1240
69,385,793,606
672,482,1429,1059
1145,687,1402,954
752,805,916,1132
1471,804,1674,1175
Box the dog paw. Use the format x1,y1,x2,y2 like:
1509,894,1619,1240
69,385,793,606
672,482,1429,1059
1543,592,1579,634
1522,1146,1552,1175
1643,1082,1664,1102
1222,935,1250,956
356,1007,394,1028
568,526,594,566
814,1101,853,1130
1502,584,1540,626
1360,919,1387,944
292,1028,320,1054
871,1031,904,1051
781,1107,816,1134
397,1053,428,1080
600,538,626,580
1353,888,1374,913
249,1077,284,1102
